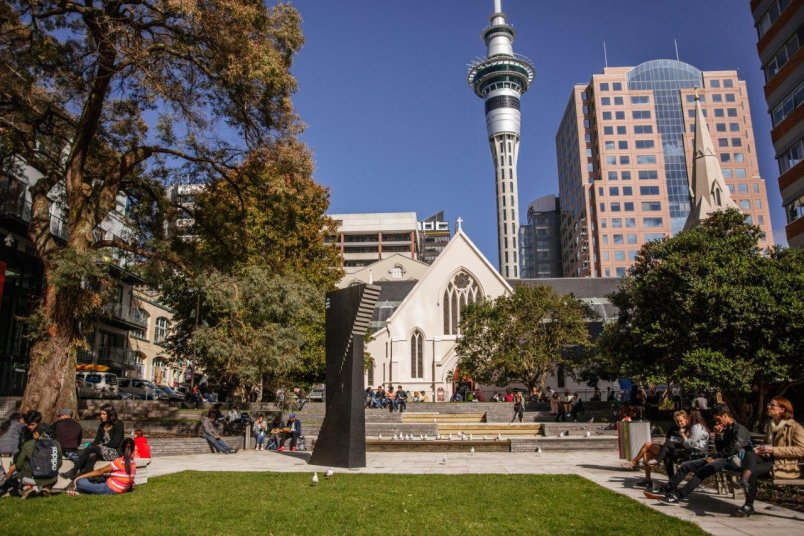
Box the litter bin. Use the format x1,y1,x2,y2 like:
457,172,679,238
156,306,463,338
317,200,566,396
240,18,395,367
617,421,651,460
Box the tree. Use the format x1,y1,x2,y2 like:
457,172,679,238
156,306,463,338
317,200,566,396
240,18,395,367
1,0,306,420
599,209,804,425
456,285,594,393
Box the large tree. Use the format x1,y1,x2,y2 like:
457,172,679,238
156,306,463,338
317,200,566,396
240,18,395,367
599,209,804,425
456,284,594,393
0,0,306,420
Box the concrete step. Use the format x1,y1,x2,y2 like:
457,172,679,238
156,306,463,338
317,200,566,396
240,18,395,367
510,436,619,452
541,422,617,436
310,439,511,453
365,423,439,438
402,412,486,423
436,423,543,437
148,436,243,456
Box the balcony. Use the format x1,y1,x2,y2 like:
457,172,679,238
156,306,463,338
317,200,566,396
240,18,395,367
0,189,68,242
102,302,149,330
97,346,139,370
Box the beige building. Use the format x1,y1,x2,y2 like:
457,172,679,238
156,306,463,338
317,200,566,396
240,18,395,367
329,212,419,273
127,287,183,386
557,60,774,277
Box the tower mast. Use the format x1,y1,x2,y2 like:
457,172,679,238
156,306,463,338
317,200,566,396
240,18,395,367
468,0,535,279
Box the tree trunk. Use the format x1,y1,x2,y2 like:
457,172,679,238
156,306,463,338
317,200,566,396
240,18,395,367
20,334,77,424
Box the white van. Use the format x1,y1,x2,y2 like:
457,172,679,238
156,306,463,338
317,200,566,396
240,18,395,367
76,372,119,399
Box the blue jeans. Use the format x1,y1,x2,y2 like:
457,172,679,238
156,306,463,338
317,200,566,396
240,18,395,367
76,478,115,495
254,431,265,446
203,433,231,453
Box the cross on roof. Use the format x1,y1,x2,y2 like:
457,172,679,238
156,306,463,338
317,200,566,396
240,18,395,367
456,217,463,231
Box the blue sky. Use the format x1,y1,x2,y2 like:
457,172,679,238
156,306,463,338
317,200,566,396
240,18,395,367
289,0,786,261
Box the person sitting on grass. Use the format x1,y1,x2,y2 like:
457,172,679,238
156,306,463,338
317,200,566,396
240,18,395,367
70,437,136,496
61,404,124,480
4,423,62,499
278,413,301,452
645,404,751,505
733,396,804,517
201,409,235,454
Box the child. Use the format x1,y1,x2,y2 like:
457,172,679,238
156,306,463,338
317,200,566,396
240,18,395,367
133,429,151,459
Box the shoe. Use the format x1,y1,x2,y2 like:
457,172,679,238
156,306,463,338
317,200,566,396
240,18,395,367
735,505,754,518
659,492,680,505
277,447,285,452
291,447,297,452
643,490,664,500
635,478,653,488
621,461,636,470
20,486,37,500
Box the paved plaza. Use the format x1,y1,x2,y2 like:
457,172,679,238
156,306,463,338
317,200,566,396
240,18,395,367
148,450,803,536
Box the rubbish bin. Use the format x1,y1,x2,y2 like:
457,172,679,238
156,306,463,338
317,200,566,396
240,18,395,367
617,421,651,460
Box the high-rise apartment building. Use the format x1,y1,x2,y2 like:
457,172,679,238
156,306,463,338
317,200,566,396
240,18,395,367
468,0,534,279
329,212,419,273
557,60,774,277
417,211,451,265
519,195,563,278
750,0,804,248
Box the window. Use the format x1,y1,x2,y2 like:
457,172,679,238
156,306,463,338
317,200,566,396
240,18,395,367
723,169,733,178
710,80,721,88
606,156,616,165
718,138,729,147
622,186,633,195
716,123,726,132
410,330,424,379
640,186,660,195
614,96,623,105
645,233,664,241
617,126,627,134
605,141,615,150
621,171,631,180
731,138,742,147
631,96,650,104
616,267,626,277
613,82,622,91
368,358,375,386
638,170,658,180
778,138,804,173
154,317,169,343
727,108,738,117
641,201,662,211
753,183,760,193
625,218,636,227
620,156,630,164
600,82,609,91
603,126,614,135
764,30,802,80
443,271,481,335
632,110,651,119
628,251,638,261
755,199,762,209
614,251,625,261
721,153,731,162
602,111,612,120
618,141,628,149
635,140,654,149
735,168,746,178
730,123,740,132
615,111,625,120
612,218,622,228
712,94,722,102
611,202,621,212
739,200,751,210
714,108,725,117
723,79,734,88
758,1,791,38
643,217,663,227
637,155,656,164
601,235,608,245
624,202,634,211
627,234,638,244
738,184,749,193
609,187,619,196
771,81,804,126
607,171,617,180
633,125,653,134
601,97,611,105
725,93,736,102
152,358,166,384
613,234,624,244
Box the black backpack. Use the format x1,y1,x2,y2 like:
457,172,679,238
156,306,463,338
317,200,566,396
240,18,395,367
29,439,60,479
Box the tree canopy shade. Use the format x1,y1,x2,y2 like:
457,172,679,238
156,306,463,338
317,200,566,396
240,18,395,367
0,0,314,420
455,284,594,393
599,209,804,425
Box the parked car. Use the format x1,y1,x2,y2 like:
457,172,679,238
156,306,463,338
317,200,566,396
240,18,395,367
77,372,119,399
118,378,168,400
158,385,185,402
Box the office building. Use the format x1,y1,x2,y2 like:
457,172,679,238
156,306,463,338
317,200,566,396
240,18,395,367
468,0,535,279
556,59,774,277
329,212,419,273
751,0,804,247
417,211,451,265
519,195,563,278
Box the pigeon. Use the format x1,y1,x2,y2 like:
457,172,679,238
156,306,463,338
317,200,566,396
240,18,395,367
378,434,383,440
393,433,398,440
325,467,334,479
470,447,475,455
311,472,319,486
440,454,447,465
419,434,424,440
497,433,502,440
585,431,591,438
469,434,474,440
589,417,595,423
424,434,429,440
558,431,566,438
536,447,542,454
448,433,453,440
484,435,489,440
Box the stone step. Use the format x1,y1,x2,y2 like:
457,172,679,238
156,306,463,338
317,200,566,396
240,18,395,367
365,423,439,437
510,436,619,452
148,436,243,456
436,423,543,437
402,412,486,423
310,439,511,453
541,422,617,436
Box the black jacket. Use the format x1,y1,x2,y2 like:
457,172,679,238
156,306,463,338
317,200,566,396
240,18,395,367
714,421,751,458
92,421,124,450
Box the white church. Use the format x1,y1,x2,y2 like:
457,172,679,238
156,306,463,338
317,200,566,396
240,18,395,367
339,227,619,402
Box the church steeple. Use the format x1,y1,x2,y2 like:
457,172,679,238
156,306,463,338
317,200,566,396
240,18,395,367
683,89,739,230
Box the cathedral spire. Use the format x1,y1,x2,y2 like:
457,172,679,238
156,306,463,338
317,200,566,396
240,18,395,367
683,89,739,230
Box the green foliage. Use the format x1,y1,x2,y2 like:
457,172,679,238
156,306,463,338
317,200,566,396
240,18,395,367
599,209,804,412
457,284,594,390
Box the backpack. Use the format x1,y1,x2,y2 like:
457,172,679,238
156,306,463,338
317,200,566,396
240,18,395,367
29,439,60,479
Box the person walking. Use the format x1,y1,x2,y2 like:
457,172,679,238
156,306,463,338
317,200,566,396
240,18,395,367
511,392,524,423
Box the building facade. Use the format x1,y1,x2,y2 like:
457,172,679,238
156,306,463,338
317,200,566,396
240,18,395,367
329,212,419,273
467,0,535,279
519,195,563,278
751,0,804,247
557,60,774,277
417,211,451,265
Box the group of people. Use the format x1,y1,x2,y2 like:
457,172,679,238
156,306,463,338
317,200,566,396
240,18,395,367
548,389,584,422
364,385,412,412
0,404,147,498
622,399,804,517
250,413,302,452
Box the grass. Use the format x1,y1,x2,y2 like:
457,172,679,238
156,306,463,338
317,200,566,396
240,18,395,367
0,472,706,536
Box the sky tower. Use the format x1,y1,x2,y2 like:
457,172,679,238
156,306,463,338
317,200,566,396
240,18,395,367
468,0,534,279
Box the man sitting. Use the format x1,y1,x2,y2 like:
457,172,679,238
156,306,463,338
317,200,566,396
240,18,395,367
395,385,408,413
201,409,235,454
5,423,62,498
52,408,82,462
278,413,302,452
645,405,750,504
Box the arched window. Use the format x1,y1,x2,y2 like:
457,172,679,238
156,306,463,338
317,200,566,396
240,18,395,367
410,330,424,379
391,265,403,279
152,357,166,385
443,271,482,335
154,317,169,343
712,186,722,207
134,353,145,379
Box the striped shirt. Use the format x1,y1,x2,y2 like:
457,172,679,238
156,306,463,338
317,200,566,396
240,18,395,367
107,457,135,493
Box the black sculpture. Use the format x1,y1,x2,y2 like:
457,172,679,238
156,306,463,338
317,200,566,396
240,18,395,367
310,283,380,468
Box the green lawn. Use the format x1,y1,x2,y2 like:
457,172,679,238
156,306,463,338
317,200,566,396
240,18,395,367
0,472,705,535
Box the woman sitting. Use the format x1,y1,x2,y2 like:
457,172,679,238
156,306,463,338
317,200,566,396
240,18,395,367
622,410,707,488
61,404,124,480
71,438,136,495
252,415,267,451
735,396,804,517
